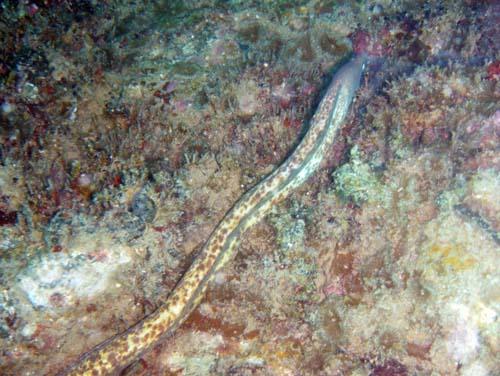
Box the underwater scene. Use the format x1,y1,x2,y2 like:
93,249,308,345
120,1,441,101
0,1,498,375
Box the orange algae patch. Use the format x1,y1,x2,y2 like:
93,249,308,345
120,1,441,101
244,329,260,340
181,310,245,339
259,340,304,371
428,243,476,272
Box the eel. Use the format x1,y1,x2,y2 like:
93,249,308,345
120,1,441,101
60,54,366,376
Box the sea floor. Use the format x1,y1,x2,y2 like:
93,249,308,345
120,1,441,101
0,1,498,375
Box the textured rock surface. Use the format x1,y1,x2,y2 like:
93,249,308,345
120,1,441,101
0,1,498,375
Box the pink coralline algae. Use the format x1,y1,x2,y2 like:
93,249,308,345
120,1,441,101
350,29,391,58
271,82,297,110
486,60,500,80
465,110,500,151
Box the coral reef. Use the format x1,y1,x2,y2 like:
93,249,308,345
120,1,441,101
0,0,498,375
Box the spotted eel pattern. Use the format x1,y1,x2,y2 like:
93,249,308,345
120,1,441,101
60,54,366,376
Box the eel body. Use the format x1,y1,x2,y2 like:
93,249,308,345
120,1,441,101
61,54,366,376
